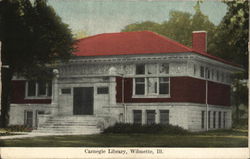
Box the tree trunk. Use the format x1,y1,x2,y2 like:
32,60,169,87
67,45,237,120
0,66,13,128
0,40,13,128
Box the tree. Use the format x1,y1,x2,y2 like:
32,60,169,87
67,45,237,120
211,1,249,124
0,0,76,127
211,1,248,78
121,2,216,52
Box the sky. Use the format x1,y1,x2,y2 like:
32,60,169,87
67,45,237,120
48,0,228,36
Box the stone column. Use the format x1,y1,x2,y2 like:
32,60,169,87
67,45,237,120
109,76,116,106
51,69,59,115
156,109,160,124
142,109,146,125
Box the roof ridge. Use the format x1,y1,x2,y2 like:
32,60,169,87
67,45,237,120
77,30,152,41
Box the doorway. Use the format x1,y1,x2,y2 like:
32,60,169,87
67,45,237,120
73,87,94,115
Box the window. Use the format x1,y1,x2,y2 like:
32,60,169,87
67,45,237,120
201,111,205,129
26,80,52,98
136,64,145,75
160,110,169,125
218,111,221,128
221,72,224,82
159,78,169,94
193,64,197,76
24,110,33,128
147,64,157,75
134,64,170,96
226,73,231,83
211,69,214,80
146,110,155,125
223,112,226,128
61,88,71,94
213,111,216,128
147,78,158,95
27,81,36,96
216,71,220,81
205,67,210,79
133,110,142,124
38,81,47,96
208,111,211,129
97,87,109,94
135,78,145,95
159,64,169,74
200,66,205,78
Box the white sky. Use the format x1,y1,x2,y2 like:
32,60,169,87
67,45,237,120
48,0,228,35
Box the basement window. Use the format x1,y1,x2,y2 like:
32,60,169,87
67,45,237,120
160,110,169,125
133,110,142,124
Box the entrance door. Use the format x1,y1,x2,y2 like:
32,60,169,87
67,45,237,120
73,87,94,115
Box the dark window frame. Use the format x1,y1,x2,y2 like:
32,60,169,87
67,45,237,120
97,87,109,94
133,110,142,124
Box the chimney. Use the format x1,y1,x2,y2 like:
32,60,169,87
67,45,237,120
192,31,207,53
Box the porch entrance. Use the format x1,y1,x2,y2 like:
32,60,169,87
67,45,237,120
73,87,94,115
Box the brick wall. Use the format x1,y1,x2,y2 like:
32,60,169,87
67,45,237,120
116,76,230,106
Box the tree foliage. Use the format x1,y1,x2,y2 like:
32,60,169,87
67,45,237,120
211,1,249,78
122,2,216,52
0,0,76,127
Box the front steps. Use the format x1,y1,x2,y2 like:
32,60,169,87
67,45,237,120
32,115,102,135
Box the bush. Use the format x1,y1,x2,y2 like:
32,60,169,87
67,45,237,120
6,125,33,132
103,123,189,135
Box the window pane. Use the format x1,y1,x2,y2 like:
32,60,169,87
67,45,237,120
208,111,211,129
160,110,169,125
223,112,226,128
201,111,205,129
147,64,157,75
206,68,210,79
221,72,224,82
133,110,142,124
159,64,169,74
147,78,158,94
146,110,155,125
200,66,204,78
211,69,214,80
159,77,169,82
159,77,169,94
38,81,46,96
218,111,221,128
47,81,52,96
193,64,196,76
135,78,145,95
213,111,216,128
216,71,220,81
136,64,145,75
24,111,33,128
27,81,36,96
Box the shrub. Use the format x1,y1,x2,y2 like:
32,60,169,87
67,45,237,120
103,123,189,135
6,125,33,132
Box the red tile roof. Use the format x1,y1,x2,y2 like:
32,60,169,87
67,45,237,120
74,31,240,67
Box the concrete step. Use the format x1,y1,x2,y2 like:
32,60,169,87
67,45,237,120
33,115,102,135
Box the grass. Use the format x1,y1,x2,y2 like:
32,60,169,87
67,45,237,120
0,128,247,147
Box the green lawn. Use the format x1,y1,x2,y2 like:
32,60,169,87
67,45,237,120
0,129,247,147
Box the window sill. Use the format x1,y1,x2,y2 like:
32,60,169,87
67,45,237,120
132,95,170,98
25,96,51,100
